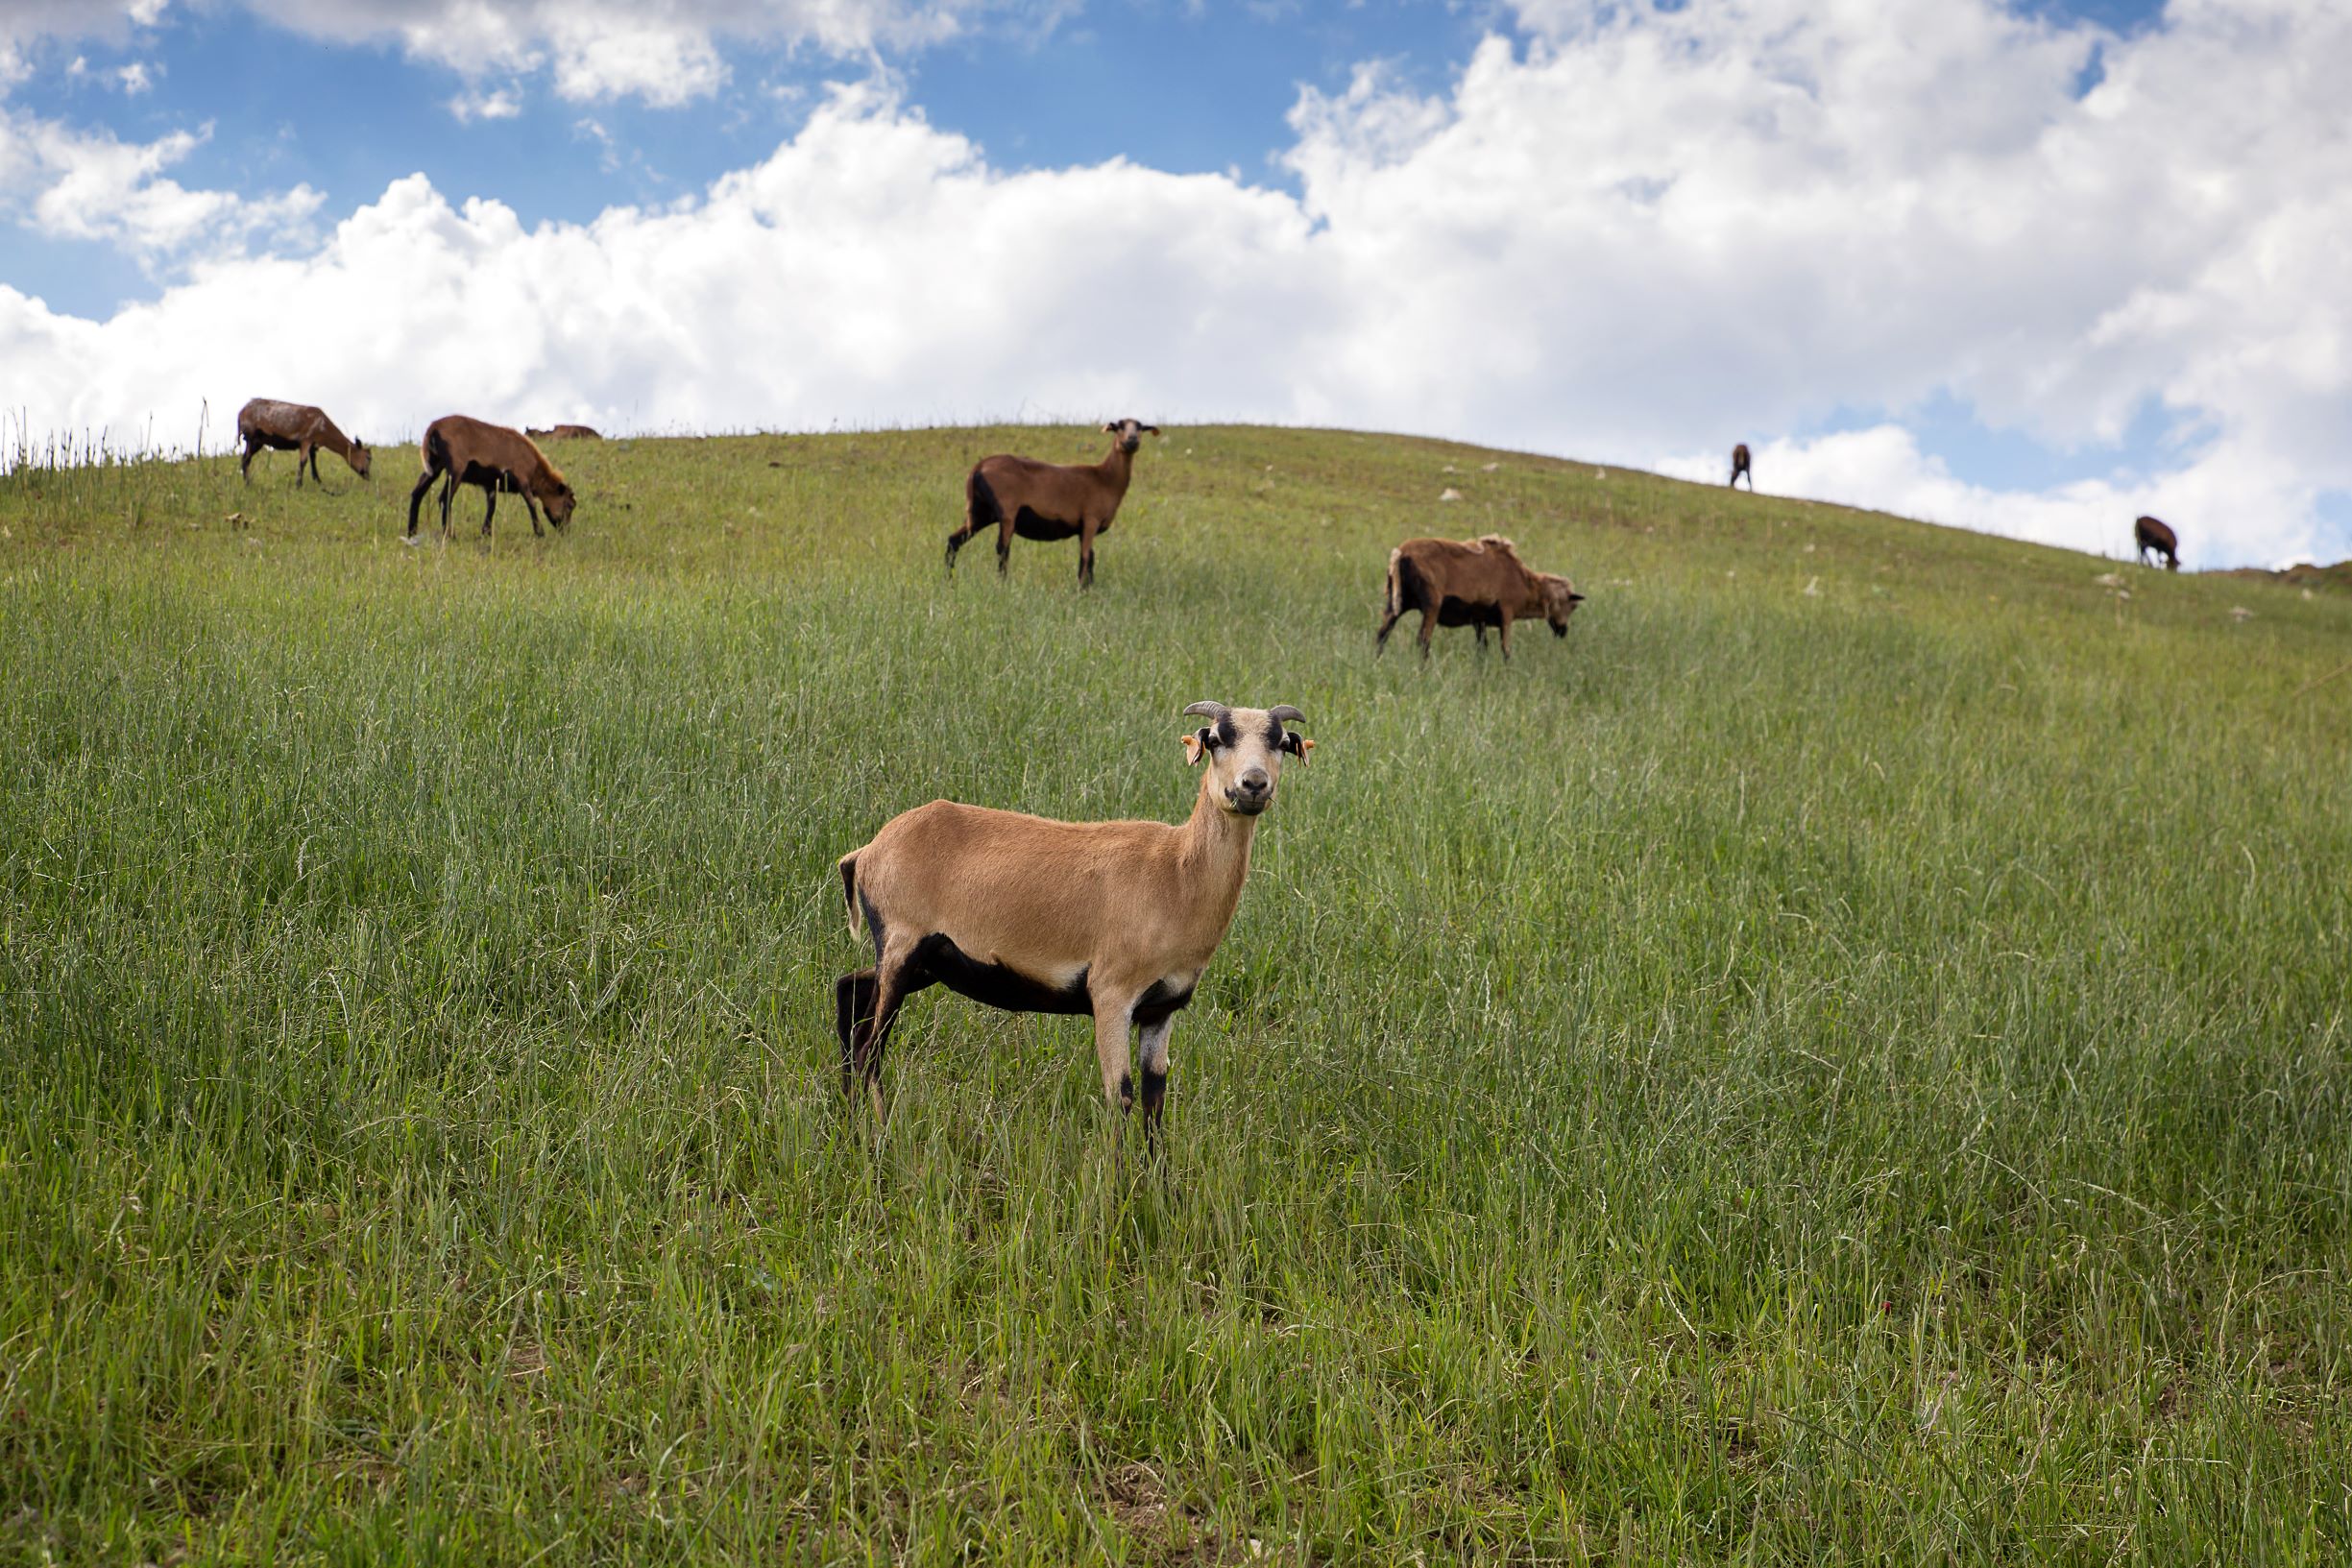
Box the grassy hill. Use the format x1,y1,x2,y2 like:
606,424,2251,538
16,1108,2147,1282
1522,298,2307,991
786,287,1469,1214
3,426,2347,1563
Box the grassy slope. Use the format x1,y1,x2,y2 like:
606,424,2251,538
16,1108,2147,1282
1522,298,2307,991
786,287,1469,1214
1,426,2347,1564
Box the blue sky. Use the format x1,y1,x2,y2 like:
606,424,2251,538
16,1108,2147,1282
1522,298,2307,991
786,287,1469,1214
4,0,2343,568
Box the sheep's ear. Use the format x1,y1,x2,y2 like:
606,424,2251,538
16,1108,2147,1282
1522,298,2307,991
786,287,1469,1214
1182,729,1212,766
1103,422,1121,433
1282,735,1314,766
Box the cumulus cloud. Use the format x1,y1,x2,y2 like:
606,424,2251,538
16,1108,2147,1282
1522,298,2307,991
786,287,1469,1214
2,0,2349,567
0,110,322,260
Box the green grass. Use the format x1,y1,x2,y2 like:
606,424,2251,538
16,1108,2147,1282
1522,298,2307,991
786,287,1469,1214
2,425,2347,1564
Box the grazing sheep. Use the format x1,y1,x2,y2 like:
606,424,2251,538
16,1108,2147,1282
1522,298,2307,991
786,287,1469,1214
1729,443,1753,491
526,424,603,441
1375,535,1585,661
833,701,1314,1135
405,415,576,540
945,419,1159,588
235,398,372,486
2135,515,2180,571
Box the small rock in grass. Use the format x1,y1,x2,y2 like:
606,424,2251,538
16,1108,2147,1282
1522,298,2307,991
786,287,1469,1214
1439,487,1463,501
2230,606,2254,621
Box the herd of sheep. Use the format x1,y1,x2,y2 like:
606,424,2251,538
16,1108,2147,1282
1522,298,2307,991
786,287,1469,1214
230,393,2180,1143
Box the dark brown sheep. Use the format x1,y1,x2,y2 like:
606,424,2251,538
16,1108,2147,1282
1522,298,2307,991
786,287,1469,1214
236,398,371,486
2135,515,2180,570
944,419,1158,589
1729,443,1753,491
1375,535,1585,661
405,415,575,540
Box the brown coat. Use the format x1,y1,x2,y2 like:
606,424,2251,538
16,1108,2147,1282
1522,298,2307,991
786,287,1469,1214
1376,535,1585,660
406,415,576,539
2134,515,2179,570
834,703,1310,1130
945,419,1158,588
236,398,371,485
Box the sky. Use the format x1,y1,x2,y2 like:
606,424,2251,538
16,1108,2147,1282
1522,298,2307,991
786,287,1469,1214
1,0,2345,570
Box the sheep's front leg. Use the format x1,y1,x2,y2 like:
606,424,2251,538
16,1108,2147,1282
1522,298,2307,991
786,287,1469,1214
1078,517,1100,589
1091,996,1136,1114
1136,1015,1175,1138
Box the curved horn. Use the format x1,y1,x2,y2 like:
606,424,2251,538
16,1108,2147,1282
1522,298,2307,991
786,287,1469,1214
1182,701,1230,720
1267,705,1305,724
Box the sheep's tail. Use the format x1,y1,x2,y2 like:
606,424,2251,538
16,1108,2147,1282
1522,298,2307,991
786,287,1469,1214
838,855,862,936
420,422,449,477
966,466,1001,534
1383,547,1404,617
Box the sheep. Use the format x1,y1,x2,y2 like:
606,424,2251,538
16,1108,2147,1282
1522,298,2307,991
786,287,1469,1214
1375,535,1585,660
526,424,603,441
944,418,1160,588
235,398,372,486
833,701,1314,1134
405,415,576,540
2135,515,2180,571
1729,443,1753,491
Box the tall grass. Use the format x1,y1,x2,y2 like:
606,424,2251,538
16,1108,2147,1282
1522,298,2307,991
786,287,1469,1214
2,426,2347,1563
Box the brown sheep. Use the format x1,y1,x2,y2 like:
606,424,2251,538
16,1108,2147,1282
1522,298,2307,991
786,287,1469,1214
834,701,1313,1137
236,398,372,486
2135,515,2180,570
405,415,575,540
1375,535,1585,660
526,424,603,441
944,418,1159,588
1729,443,1753,491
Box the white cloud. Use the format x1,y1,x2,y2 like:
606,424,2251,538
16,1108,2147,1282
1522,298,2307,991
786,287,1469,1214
233,1,1028,106
448,86,523,123
0,2,2347,567
0,110,322,260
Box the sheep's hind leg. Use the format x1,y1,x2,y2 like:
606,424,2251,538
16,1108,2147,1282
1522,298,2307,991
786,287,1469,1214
835,969,879,1098
405,468,437,537
851,947,924,1120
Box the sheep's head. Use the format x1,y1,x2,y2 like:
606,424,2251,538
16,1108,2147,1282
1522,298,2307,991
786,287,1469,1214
350,442,373,480
545,483,577,530
1103,418,1160,455
1182,702,1312,817
1539,573,1587,637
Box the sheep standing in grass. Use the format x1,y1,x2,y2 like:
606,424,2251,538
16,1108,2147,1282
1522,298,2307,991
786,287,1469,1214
1376,535,1585,660
945,419,1159,588
834,702,1313,1135
2135,515,2180,571
236,398,372,486
406,415,576,540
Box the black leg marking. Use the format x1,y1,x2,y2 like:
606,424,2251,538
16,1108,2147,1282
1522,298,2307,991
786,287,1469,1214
835,969,878,1091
